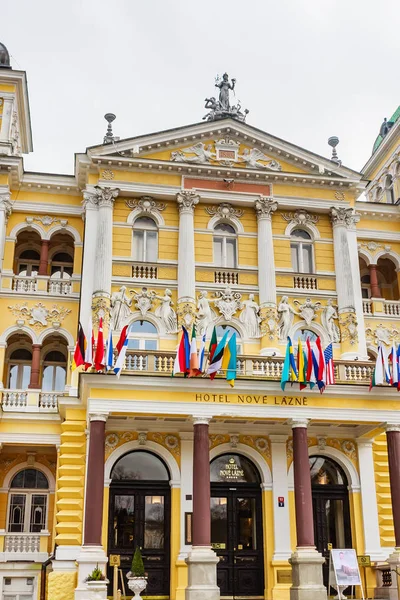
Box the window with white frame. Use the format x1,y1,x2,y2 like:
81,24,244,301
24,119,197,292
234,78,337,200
384,175,395,204
290,229,314,274
7,469,49,533
132,217,158,262
127,320,158,351
17,249,40,277
213,223,237,268
42,350,67,392
50,251,73,280
8,349,32,390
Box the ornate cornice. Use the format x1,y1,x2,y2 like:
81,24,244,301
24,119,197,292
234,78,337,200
254,196,278,221
176,190,200,214
330,206,360,229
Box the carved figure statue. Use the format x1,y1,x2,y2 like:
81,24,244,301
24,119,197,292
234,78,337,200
171,142,216,164
321,298,340,343
239,148,282,171
111,286,132,330
196,291,215,336
294,297,322,326
215,73,236,111
131,287,156,318
239,294,261,338
154,289,178,333
214,286,242,321
277,296,298,341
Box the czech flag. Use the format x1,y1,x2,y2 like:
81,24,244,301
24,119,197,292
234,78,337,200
173,326,190,375
280,337,298,390
72,323,86,370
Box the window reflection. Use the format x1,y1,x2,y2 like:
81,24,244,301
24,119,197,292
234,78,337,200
113,495,135,548
144,496,165,549
211,497,228,548
111,451,169,481
236,497,256,550
310,456,346,486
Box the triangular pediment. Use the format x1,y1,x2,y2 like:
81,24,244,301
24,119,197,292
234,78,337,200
85,119,362,181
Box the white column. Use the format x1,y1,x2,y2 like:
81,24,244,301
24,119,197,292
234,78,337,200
179,432,194,556
330,207,366,359
255,196,278,305
0,97,14,142
0,192,11,272
356,438,385,560
176,191,199,304
270,434,291,561
92,186,119,297
80,190,99,328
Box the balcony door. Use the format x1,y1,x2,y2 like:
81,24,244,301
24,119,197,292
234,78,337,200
107,451,171,597
210,454,264,598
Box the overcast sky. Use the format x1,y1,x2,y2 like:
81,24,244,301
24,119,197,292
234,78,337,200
3,0,400,176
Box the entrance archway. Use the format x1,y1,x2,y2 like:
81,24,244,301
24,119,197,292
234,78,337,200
107,450,171,596
210,453,264,598
310,455,352,589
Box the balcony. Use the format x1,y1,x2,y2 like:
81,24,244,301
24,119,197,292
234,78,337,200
0,529,50,562
293,275,318,290
120,350,374,386
1,390,61,413
132,263,158,280
214,269,239,285
8,274,79,296
363,299,400,317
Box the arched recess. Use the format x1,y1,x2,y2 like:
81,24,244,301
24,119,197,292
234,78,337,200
38,327,75,347
2,460,56,492
8,222,46,241
127,208,165,228
126,312,164,335
374,250,400,270
287,445,360,492
46,225,82,243
104,439,181,486
206,214,244,234
290,321,329,347
214,317,247,340
209,442,272,489
284,221,320,240
1,326,38,345
358,249,373,267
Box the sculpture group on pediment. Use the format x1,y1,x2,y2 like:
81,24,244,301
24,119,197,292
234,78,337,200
110,285,177,333
202,73,249,122
171,142,216,164
238,148,282,171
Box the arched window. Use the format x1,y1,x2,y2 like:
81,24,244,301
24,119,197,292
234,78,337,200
7,468,49,533
310,456,347,486
17,249,40,277
50,251,73,280
42,350,67,392
216,324,241,353
8,348,32,390
210,454,261,483
384,175,395,204
213,223,237,268
133,217,158,262
111,451,170,481
290,229,314,274
293,328,318,344
127,320,158,351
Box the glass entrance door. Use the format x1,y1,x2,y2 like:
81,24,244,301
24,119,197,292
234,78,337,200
210,453,264,598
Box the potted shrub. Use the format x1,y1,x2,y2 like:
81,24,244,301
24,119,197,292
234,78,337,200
127,547,148,598
85,564,108,594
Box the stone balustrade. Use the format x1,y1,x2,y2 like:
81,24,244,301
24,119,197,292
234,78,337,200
293,275,318,290
1,390,60,412
132,263,158,280
2,530,50,562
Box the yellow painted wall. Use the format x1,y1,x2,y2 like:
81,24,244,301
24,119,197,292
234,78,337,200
373,433,395,546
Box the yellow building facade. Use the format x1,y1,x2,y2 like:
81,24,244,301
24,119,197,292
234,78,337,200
0,44,400,600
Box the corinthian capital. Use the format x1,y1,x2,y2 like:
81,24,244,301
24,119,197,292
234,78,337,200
255,196,278,220
330,206,360,229
82,190,99,210
0,193,12,219
94,186,120,208
176,190,200,214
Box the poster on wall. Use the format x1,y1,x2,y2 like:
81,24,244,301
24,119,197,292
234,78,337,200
331,549,362,587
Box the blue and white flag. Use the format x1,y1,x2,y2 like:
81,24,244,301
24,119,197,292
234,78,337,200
105,327,114,371
114,325,132,377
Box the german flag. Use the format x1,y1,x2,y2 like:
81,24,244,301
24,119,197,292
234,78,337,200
72,323,86,370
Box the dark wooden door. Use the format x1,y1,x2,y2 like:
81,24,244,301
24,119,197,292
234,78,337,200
107,482,170,596
312,486,352,591
211,485,264,598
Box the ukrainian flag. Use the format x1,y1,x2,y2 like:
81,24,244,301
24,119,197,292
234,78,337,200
280,337,298,391
221,333,237,387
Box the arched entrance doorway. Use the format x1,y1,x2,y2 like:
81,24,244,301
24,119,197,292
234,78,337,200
210,453,264,598
107,450,171,596
310,455,352,589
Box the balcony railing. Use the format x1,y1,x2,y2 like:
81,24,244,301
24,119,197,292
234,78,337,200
1,390,61,412
363,299,400,316
119,351,376,386
1,530,50,561
293,275,318,290
12,275,37,292
214,270,239,285
48,279,72,295
132,263,158,280
384,300,400,317
363,299,373,314
10,274,78,296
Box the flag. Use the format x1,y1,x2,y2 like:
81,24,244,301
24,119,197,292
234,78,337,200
389,342,398,388
114,324,132,377
324,343,335,386
306,338,316,388
297,339,307,390
315,337,326,384
173,326,190,375
221,333,237,387
207,330,230,379
197,333,206,374
189,325,199,377
84,318,94,371
397,345,400,391
208,327,218,363
311,344,325,393
72,323,86,370
94,317,105,371
370,344,391,389
280,337,298,390
105,327,114,371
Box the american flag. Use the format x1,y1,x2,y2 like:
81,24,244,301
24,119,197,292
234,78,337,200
324,343,335,386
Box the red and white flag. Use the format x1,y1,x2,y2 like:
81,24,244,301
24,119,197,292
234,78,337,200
94,317,105,371
84,318,94,371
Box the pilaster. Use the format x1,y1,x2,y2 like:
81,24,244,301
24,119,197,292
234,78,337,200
177,191,199,329
0,192,12,272
270,434,291,561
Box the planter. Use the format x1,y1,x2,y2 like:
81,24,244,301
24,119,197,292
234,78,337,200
127,575,148,598
86,579,108,599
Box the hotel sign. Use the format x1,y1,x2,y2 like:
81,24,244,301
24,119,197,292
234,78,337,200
219,457,245,481
195,394,308,406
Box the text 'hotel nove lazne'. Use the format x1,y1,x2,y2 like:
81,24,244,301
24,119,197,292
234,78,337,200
1,41,400,600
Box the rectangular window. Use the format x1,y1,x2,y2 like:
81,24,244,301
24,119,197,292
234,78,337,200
291,244,299,272
144,496,165,549
133,231,144,261
146,231,158,262
226,239,237,268
8,494,26,532
302,244,313,274
30,495,47,532
113,495,135,549
214,238,223,266
145,340,157,351
211,497,228,549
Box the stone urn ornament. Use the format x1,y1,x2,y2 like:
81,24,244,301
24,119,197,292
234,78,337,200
127,547,148,598
85,564,108,599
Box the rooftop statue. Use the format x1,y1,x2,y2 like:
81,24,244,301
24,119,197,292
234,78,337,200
203,73,249,122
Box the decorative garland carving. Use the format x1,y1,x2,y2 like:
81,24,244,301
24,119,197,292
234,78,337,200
339,312,358,345
205,203,244,219
281,209,319,227
126,196,166,214
259,306,279,340
26,215,68,228
8,302,71,329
